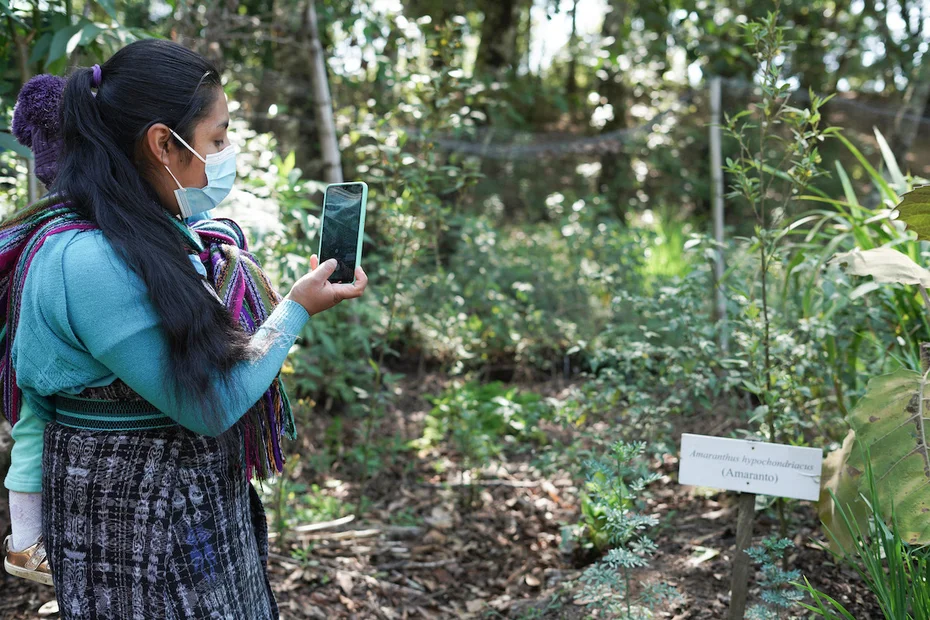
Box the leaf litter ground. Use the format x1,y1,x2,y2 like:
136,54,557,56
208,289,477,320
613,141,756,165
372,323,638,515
3,374,883,619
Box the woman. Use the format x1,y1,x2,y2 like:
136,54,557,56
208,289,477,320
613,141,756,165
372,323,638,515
2,39,367,618
4,72,213,587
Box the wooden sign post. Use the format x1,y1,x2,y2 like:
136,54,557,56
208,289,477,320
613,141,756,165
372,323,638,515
678,434,822,620
728,491,757,619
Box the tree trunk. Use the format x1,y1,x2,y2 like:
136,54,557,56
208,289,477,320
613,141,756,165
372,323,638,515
475,0,520,75
596,0,632,212
890,58,930,168
514,0,532,74
565,0,579,109
305,0,343,183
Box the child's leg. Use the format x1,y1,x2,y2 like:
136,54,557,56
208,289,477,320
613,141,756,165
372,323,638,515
9,490,42,551
4,488,53,585
6,397,47,551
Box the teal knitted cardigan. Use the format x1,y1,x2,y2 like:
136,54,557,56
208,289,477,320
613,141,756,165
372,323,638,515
4,218,309,493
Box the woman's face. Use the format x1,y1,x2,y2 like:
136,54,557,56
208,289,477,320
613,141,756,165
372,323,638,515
144,89,231,216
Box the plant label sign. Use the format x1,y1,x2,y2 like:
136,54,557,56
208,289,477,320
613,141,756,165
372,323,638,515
678,434,823,501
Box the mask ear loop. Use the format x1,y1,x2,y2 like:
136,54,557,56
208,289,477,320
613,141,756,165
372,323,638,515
164,164,185,190
169,129,207,164
164,128,207,190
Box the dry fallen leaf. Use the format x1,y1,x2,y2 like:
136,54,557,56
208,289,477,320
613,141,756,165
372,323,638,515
687,546,720,567
423,529,447,544
38,600,59,617
425,506,453,530
335,570,354,596
339,594,356,611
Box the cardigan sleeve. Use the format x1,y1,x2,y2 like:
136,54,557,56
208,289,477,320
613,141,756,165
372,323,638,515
57,231,309,436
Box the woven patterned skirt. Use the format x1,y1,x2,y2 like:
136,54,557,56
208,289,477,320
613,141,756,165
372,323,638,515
41,418,279,619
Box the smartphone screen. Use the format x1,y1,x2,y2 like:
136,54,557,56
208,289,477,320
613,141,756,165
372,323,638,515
319,182,366,283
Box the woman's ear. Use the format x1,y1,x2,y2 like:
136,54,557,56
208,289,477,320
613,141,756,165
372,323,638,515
143,123,173,166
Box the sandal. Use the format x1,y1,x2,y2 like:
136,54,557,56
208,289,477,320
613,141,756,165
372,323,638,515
3,534,53,586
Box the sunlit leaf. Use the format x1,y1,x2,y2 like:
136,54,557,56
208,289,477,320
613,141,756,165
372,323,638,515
895,185,930,242
46,23,84,69
848,281,880,300
873,128,906,195
0,0,27,28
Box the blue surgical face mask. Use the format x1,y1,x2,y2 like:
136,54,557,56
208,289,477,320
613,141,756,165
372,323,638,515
164,129,237,219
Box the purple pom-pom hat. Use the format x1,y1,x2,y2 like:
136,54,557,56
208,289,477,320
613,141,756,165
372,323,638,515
10,75,66,187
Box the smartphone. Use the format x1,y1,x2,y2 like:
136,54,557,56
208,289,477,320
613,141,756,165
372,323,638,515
318,181,368,284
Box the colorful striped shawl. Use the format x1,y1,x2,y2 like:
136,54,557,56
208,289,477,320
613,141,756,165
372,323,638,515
0,194,296,481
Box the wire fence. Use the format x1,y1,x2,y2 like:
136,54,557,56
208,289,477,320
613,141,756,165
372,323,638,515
398,78,930,163
4,72,929,212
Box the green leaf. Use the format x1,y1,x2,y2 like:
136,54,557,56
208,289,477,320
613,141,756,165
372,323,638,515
894,184,930,242
759,163,831,198
281,151,296,178
318,331,337,357
76,22,105,48
0,132,33,158
873,128,907,195
794,577,858,619
28,33,53,66
0,0,28,28
832,132,897,204
46,23,84,69
849,281,880,300
66,25,88,56
95,0,118,20
45,55,69,77
835,161,859,208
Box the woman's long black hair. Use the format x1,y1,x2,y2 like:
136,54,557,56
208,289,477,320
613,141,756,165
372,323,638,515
53,39,257,431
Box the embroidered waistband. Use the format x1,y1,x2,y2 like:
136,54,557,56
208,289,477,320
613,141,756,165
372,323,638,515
53,393,176,431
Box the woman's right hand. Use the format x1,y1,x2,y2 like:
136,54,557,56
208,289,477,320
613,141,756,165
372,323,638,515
285,254,368,317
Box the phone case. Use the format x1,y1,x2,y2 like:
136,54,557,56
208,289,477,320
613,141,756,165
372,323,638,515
317,181,368,284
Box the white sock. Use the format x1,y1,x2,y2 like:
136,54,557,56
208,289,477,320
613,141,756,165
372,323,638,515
9,491,43,551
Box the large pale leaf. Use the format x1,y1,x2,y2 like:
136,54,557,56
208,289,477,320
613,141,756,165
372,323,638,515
896,185,930,241
829,247,930,286
819,429,867,553
845,368,930,545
